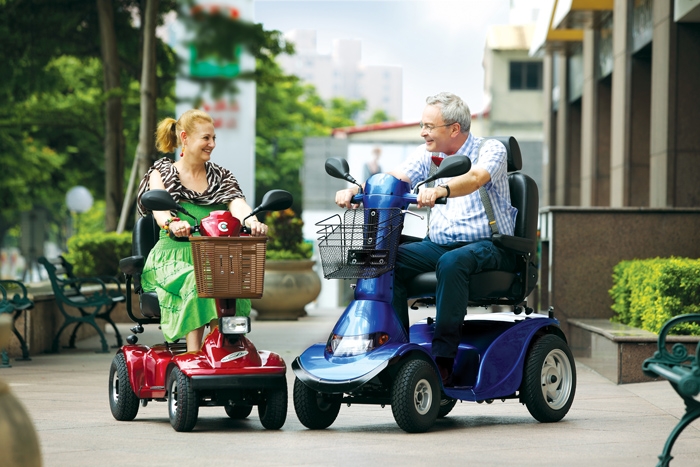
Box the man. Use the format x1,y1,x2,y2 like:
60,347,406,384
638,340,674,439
336,92,517,385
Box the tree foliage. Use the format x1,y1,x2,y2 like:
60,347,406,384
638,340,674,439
255,59,364,215
0,0,177,243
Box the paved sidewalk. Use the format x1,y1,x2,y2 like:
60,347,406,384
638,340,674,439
1,307,698,467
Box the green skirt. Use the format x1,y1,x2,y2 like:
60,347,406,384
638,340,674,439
140,202,251,342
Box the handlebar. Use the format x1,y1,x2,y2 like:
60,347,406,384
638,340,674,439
350,193,447,206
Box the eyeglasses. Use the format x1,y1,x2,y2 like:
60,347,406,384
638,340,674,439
419,122,455,133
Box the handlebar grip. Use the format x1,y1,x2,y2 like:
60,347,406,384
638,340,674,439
351,194,363,204
240,226,251,235
435,197,447,205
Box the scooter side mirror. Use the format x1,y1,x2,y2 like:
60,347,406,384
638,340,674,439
325,157,351,180
325,158,363,194
141,189,193,218
246,190,294,221
257,189,294,213
414,155,472,192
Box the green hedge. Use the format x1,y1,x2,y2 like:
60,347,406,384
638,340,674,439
63,232,132,279
609,257,700,335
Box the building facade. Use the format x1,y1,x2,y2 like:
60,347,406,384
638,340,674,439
531,0,700,208
278,30,403,124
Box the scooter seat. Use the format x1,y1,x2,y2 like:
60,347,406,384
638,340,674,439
139,292,161,319
407,270,519,304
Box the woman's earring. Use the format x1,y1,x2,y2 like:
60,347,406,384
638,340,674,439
179,152,184,158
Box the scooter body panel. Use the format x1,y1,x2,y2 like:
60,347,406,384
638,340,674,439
122,329,286,399
411,312,562,400
293,299,425,393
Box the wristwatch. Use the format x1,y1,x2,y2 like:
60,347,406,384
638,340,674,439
438,184,451,198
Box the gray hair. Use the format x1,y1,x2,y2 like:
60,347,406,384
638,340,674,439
425,92,471,134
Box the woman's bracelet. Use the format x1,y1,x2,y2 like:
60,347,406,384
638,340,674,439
163,217,180,231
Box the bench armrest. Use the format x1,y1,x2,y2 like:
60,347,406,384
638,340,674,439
119,255,145,276
492,234,535,256
0,280,33,310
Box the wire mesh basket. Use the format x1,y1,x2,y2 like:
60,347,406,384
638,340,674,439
190,236,267,298
316,208,404,279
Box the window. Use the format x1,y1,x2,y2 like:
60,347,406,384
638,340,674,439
509,61,543,90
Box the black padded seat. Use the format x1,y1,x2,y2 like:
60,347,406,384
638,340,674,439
131,215,162,319
405,136,539,307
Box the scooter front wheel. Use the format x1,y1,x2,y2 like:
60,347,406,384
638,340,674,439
293,377,341,430
168,367,199,432
258,386,288,430
521,334,576,423
391,359,440,433
108,353,139,421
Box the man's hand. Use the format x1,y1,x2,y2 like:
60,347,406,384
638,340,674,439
335,188,360,209
417,185,449,208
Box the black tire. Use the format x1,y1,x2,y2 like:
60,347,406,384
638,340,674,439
168,367,199,432
108,353,139,421
438,397,457,418
258,386,288,430
521,334,576,423
225,404,253,419
391,359,440,433
293,377,341,430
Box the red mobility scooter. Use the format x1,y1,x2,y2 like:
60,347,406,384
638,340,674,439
109,188,293,432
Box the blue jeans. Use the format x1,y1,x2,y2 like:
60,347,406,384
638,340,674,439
391,237,515,359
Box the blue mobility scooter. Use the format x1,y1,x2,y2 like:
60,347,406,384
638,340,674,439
292,136,576,433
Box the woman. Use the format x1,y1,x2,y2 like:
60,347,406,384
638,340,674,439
136,109,267,352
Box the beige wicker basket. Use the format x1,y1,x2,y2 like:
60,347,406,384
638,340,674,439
189,236,267,298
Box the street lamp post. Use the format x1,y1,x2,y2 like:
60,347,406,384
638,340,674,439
66,186,94,238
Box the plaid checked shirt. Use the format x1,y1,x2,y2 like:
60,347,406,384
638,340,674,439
398,134,517,244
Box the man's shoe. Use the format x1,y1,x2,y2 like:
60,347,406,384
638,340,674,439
435,357,454,387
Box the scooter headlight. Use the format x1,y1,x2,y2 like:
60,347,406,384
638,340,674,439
325,332,390,357
220,316,251,335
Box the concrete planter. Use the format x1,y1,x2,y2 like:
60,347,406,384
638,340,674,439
251,260,321,320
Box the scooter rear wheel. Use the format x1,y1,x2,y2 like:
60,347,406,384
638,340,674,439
258,386,288,430
168,367,199,432
293,377,341,430
108,353,139,421
521,334,576,423
391,359,440,433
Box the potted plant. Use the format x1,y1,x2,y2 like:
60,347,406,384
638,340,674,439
251,209,321,320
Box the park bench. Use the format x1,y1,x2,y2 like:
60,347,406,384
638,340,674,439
38,256,124,353
0,280,33,364
642,313,700,467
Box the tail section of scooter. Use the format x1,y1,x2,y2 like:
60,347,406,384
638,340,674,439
110,189,293,432
292,157,576,433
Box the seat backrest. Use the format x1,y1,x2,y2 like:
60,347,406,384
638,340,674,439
509,172,539,253
132,214,159,292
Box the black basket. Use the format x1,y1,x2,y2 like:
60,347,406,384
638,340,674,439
316,208,404,279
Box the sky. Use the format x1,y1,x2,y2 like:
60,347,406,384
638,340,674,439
254,0,514,122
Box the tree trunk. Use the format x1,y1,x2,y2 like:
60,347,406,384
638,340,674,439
97,0,124,232
117,0,159,233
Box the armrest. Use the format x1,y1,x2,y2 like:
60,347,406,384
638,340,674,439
0,280,33,310
119,256,145,276
58,276,110,300
492,234,535,256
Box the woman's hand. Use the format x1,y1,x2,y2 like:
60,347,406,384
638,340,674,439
247,218,268,237
170,220,191,237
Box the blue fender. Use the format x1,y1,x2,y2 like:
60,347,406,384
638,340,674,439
472,315,560,400
292,340,431,394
